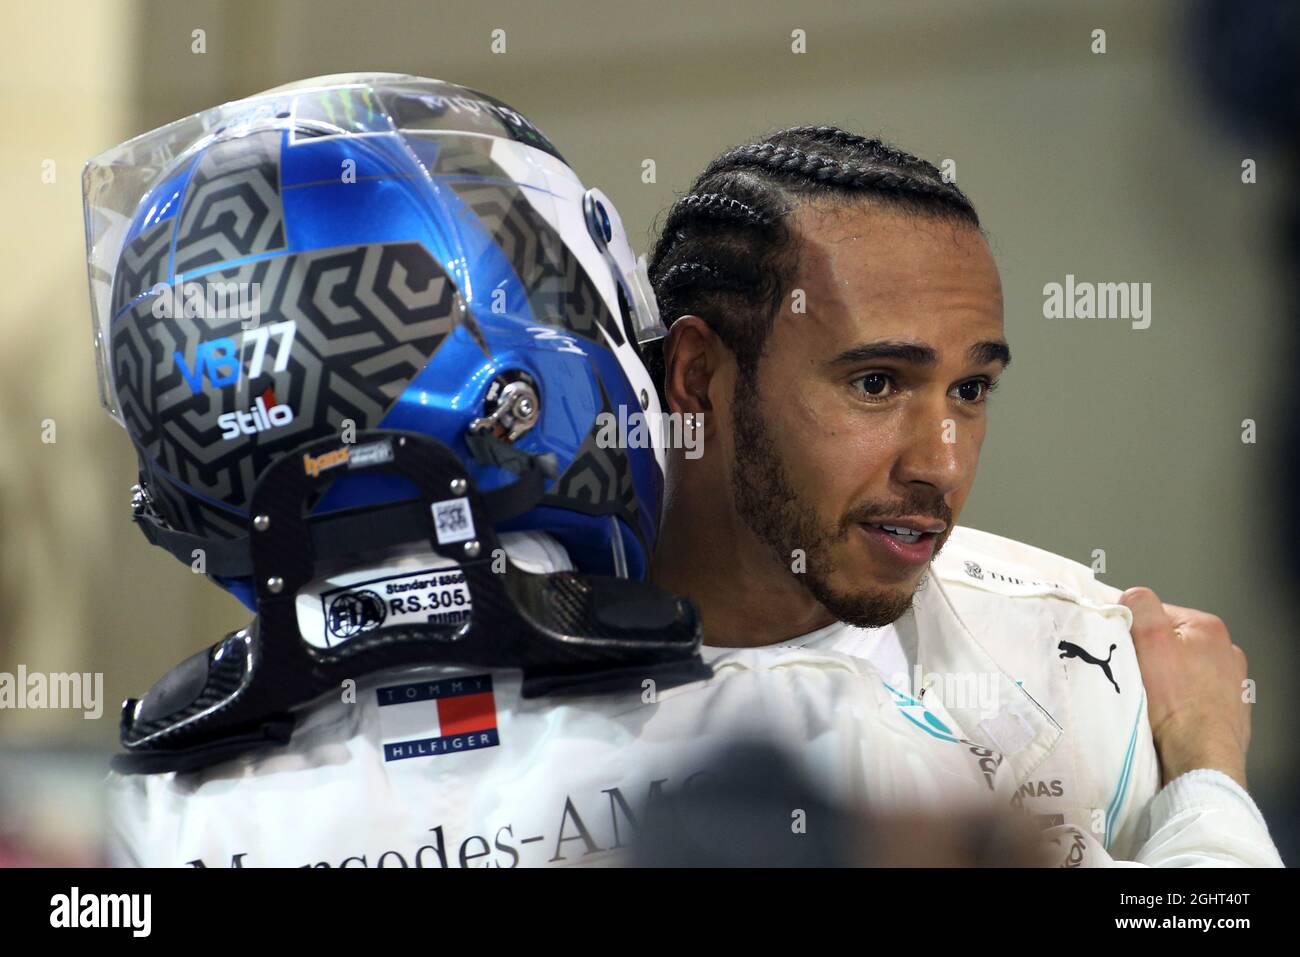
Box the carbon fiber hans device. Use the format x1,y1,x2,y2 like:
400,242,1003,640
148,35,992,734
115,429,709,774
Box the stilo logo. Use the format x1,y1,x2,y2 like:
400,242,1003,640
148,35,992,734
217,387,294,441
327,590,388,639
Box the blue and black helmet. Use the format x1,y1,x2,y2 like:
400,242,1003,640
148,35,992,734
85,74,668,609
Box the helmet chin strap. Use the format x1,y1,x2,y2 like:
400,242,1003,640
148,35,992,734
114,429,710,775
130,431,556,580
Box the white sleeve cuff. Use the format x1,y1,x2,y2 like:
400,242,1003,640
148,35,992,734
1152,768,1269,829
1125,769,1283,867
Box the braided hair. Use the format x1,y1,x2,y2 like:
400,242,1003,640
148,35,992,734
647,126,980,383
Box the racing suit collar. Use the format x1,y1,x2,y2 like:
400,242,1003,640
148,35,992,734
903,570,1064,789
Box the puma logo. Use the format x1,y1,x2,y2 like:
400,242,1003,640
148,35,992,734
1057,640,1120,694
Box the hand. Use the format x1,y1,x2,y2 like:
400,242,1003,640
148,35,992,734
1120,587,1251,790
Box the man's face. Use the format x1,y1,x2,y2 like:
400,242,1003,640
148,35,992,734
727,202,1006,628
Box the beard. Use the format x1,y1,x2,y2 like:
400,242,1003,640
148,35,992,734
728,375,950,629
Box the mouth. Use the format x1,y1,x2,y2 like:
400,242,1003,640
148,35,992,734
857,519,945,565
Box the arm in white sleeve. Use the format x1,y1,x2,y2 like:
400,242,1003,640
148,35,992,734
1042,769,1284,867
1128,769,1284,867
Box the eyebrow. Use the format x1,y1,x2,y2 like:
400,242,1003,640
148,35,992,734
827,338,1011,370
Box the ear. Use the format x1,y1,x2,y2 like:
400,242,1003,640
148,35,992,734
662,316,723,425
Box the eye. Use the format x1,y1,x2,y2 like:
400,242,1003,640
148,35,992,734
952,377,999,404
851,372,896,400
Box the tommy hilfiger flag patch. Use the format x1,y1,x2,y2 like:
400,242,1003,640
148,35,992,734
376,674,499,762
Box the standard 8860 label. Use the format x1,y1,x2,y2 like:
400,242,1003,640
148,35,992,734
309,567,473,648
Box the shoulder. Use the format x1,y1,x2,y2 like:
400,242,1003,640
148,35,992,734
933,525,1125,610
928,528,1160,853
927,527,1142,732
927,525,1135,671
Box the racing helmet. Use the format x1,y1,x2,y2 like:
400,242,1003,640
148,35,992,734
84,75,705,773
85,73,667,608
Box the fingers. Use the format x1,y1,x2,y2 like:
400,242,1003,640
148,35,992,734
1173,610,1228,636
1119,586,1173,642
1121,588,1236,650
1120,589,1215,632
1122,587,1253,789
1159,602,1237,651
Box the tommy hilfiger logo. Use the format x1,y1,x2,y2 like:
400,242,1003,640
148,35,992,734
377,674,499,761
1057,640,1120,694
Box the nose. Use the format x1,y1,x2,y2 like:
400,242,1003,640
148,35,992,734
890,402,968,498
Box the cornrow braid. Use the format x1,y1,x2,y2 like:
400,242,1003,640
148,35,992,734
646,124,979,387
780,126,935,172
661,192,775,239
704,142,972,216
655,259,717,289
782,125,882,149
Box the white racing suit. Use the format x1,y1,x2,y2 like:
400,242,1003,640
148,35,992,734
801,524,1284,867
108,531,1283,867
108,534,1018,867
